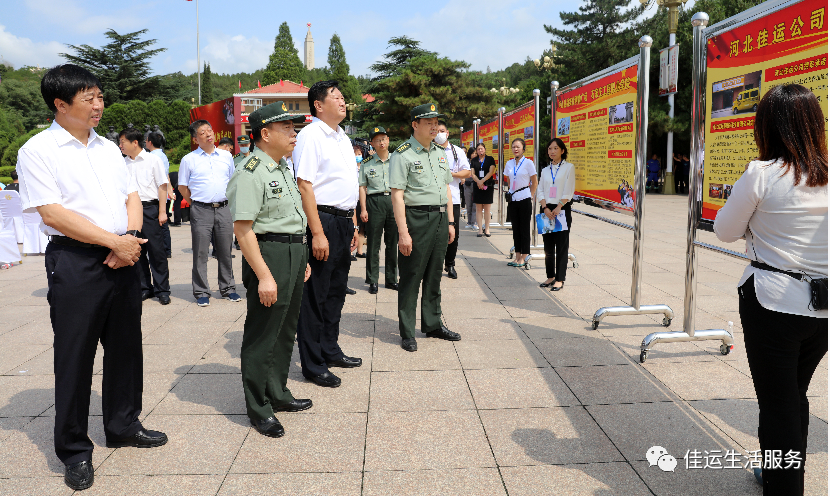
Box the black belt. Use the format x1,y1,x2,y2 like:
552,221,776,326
193,200,228,208
141,200,159,206
367,192,391,197
48,235,106,249
318,205,354,217
256,233,307,244
407,205,446,213
751,260,805,281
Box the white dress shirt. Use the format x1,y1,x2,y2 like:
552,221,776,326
503,157,536,202
17,121,137,236
714,159,828,318
536,161,576,205
125,149,168,202
150,148,170,175
292,117,359,210
441,143,471,205
178,147,234,203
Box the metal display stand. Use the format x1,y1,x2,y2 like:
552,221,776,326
639,10,778,361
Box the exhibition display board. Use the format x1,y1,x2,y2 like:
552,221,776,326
189,97,235,150
701,0,828,221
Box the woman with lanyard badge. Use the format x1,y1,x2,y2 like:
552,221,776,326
536,138,575,290
471,143,496,237
503,138,537,267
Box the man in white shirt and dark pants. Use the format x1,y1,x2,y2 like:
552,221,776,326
120,127,171,304
178,120,241,306
145,132,173,258
17,64,167,492
293,81,363,388
436,121,470,279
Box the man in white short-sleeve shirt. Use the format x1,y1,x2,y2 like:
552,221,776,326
434,121,470,279
16,64,167,492
291,81,362,388
120,128,171,305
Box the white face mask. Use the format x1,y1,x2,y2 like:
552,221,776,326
355,155,362,163
239,146,249,153
434,132,448,145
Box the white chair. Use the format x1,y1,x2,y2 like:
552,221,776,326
0,209,21,264
22,210,48,255
0,190,24,243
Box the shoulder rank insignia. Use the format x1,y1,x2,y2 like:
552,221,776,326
243,156,260,173
395,142,411,154
233,153,240,158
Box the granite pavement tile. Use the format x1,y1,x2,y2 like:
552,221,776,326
439,317,526,340
514,316,599,339
285,368,370,413
0,375,55,417
454,338,548,369
643,360,757,401
79,475,224,496
534,336,632,367
154,372,244,415
362,468,506,496
632,460,762,496
0,344,51,375
465,367,580,409
479,407,623,466
556,364,679,405
218,473,362,496
500,462,653,496
371,339,461,371
369,369,474,411
0,476,73,496
0,321,53,344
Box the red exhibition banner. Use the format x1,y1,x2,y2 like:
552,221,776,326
189,97,235,150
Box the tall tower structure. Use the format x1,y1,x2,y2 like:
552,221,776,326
303,23,314,70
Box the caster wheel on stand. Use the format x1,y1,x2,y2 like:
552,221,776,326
572,262,579,268
720,344,732,356
662,317,672,327
591,321,599,330
640,350,649,363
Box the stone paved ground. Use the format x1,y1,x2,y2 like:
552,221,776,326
0,195,826,495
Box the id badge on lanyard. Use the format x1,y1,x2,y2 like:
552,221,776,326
549,162,562,198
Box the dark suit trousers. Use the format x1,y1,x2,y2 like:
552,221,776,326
444,204,461,268
47,243,144,465
139,203,171,296
162,200,172,255
296,212,352,378
541,204,572,281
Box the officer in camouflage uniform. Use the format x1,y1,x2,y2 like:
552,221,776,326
233,135,252,169
227,101,312,438
359,126,398,294
390,103,461,352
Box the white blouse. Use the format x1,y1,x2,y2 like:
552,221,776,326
714,159,828,318
536,160,576,205
503,157,536,201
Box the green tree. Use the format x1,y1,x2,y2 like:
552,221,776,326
200,62,214,104
326,34,361,104
368,36,435,81
0,106,25,163
1,128,45,168
0,78,52,130
262,22,305,85
61,29,167,104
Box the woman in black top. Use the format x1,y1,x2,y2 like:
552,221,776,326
471,143,496,237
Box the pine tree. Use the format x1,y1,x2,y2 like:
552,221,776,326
61,29,167,104
326,34,361,104
368,36,435,81
262,22,305,86
200,62,214,104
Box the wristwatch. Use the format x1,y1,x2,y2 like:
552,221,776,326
448,221,456,226
124,230,140,237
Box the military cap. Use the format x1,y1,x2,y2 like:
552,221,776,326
249,101,305,132
369,126,387,140
410,103,445,121
237,135,250,144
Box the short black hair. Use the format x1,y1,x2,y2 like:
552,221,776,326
119,127,144,145
10,170,18,181
250,122,283,145
147,132,164,149
511,137,526,151
545,137,568,161
189,119,211,138
217,137,234,147
40,64,102,113
437,120,448,128
307,80,340,117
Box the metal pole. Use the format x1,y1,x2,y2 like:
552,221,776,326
630,36,651,311
531,90,540,249
473,119,479,147
497,108,505,227
665,36,676,195
550,81,558,140
196,0,201,106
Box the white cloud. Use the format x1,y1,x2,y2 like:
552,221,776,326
22,0,143,35
181,32,272,75
0,25,64,69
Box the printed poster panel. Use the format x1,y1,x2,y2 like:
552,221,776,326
659,45,680,96
503,105,535,166
703,0,828,221
555,64,639,208
461,130,474,151
478,118,500,169
189,97,235,150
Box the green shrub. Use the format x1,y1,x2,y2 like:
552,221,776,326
0,165,16,177
1,128,45,168
0,177,12,185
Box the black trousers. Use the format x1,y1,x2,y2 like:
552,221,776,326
739,276,827,495
139,203,171,296
172,197,182,224
510,198,532,254
46,243,144,465
296,212,352,378
541,204,572,281
444,204,461,268
162,200,172,256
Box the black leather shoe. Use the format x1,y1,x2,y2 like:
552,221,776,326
385,282,398,291
401,338,418,352
446,266,458,279
158,295,171,305
141,291,154,301
273,398,313,412
309,371,341,388
251,416,284,438
328,356,362,368
345,287,357,295
350,255,358,261
424,325,461,341
65,460,94,491
106,428,168,448
355,252,366,258
551,281,565,291
368,283,378,294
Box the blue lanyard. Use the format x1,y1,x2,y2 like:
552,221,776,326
512,158,525,182
550,161,562,184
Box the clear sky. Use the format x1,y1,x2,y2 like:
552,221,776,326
0,0,583,79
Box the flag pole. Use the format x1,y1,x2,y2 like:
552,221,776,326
196,0,201,105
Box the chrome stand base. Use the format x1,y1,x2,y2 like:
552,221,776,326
509,246,578,268
568,253,578,268
639,329,734,363
592,304,674,330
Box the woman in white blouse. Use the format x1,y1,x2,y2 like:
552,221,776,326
536,138,575,290
714,84,827,493
503,138,537,267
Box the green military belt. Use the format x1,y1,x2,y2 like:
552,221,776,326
255,233,307,244
406,205,446,213
367,192,390,197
